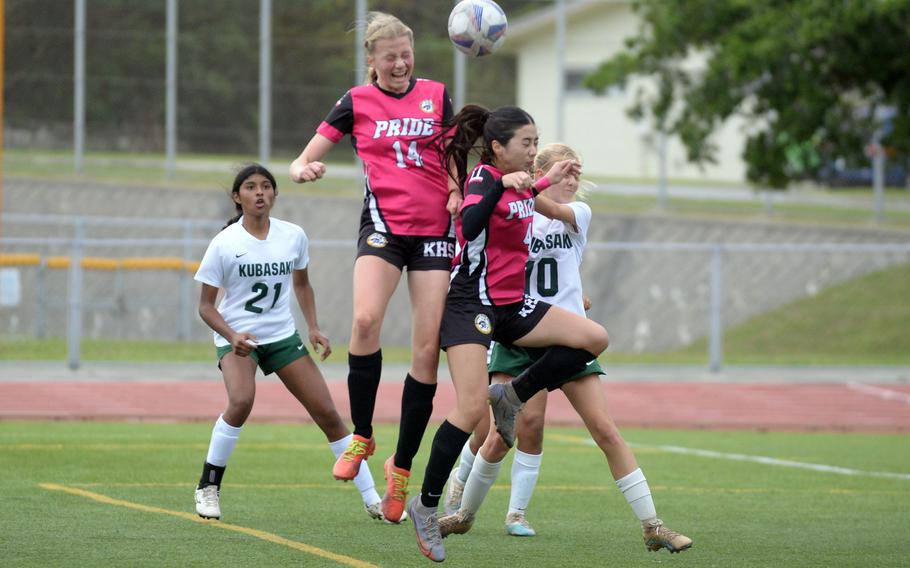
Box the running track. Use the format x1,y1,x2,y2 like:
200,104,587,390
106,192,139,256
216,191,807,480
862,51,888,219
2,378,909,432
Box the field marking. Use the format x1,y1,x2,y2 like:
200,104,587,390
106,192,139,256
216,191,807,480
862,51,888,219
1,442,328,451
547,433,910,481
69,482,348,490
645,444,910,481
847,381,910,405
39,483,377,568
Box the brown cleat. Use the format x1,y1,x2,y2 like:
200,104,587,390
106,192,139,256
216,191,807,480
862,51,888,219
438,510,475,538
643,518,692,553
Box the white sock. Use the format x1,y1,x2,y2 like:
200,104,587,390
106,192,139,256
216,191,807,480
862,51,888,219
205,414,242,467
330,434,381,506
460,453,502,516
455,440,477,484
615,468,657,523
508,449,542,515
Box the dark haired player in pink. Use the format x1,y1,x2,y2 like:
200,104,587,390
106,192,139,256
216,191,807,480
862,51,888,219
289,12,460,525
406,105,609,562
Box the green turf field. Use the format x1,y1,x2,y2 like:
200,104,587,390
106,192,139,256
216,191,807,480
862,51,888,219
3,421,907,567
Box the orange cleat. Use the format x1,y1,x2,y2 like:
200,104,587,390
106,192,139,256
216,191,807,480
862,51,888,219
332,435,375,481
380,455,411,523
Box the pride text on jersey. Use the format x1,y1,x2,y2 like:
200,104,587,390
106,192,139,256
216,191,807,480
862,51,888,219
372,118,436,138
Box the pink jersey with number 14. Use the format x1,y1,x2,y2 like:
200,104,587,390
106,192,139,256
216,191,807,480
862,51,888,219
317,78,454,237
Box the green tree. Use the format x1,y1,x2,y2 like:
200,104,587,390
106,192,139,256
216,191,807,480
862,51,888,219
585,0,910,188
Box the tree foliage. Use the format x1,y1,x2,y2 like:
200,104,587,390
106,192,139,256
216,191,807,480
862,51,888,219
585,0,910,188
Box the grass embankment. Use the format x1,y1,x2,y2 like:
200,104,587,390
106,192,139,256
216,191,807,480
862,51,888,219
6,148,910,227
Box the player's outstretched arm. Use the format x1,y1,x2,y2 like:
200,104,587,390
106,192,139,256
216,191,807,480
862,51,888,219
289,134,334,184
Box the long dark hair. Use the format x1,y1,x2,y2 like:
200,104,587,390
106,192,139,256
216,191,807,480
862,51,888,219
436,105,536,191
223,163,278,229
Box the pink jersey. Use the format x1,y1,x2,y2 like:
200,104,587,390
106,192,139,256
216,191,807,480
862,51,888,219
317,78,454,237
449,164,535,305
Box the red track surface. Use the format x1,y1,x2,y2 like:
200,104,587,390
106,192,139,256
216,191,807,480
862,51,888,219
2,380,909,432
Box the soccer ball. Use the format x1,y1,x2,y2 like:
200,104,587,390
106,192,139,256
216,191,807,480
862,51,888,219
448,0,508,57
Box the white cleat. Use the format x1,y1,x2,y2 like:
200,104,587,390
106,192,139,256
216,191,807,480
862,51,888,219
443,469,466,516
505,512,536,537
194,485,221,520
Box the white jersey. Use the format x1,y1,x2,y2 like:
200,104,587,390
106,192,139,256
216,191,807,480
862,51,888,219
194,217,309,347
525,201,591,316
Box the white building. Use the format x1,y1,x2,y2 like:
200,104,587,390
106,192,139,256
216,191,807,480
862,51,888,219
502,0,748,183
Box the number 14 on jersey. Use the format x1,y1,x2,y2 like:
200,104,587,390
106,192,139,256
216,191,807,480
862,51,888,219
393,140,424,168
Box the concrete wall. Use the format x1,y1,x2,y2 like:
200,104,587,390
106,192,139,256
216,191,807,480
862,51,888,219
3,177,908,353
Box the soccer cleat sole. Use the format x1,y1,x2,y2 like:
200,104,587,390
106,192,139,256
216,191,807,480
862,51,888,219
646,540,692,553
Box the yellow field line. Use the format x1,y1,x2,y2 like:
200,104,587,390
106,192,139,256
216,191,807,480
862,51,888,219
38,483,377,568
1,442,328,451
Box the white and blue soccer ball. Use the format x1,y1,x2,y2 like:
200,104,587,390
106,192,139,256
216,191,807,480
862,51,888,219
447,0,508,57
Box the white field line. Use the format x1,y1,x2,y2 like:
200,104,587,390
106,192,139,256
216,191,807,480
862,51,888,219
548,433,910,481
633,444,910,481
846,381,910,405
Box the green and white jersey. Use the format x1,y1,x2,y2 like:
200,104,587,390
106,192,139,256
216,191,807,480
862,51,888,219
195,217,309,347
525,201,591,316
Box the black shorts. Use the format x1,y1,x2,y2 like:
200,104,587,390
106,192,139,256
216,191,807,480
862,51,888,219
439,295,552,350
357,228,455,271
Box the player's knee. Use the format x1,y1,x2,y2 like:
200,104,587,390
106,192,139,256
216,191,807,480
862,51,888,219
590,421,624,452
412,335,441,358
460,396,489,428
517,417,545,450
227,391,254,413
350,312,381,341
483,433,511,462
410,342,441,377
585,323,609,355
312,408,346,437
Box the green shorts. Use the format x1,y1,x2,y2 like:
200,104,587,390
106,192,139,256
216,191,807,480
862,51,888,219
216,331,309,375
488,343,604,391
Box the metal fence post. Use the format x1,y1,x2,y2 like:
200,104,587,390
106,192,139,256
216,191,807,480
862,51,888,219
708,244,724,372
35,257,47,338
67,220,85,370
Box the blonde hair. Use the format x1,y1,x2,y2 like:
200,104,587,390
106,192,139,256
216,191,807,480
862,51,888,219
534,143,591,200
363,12,414,84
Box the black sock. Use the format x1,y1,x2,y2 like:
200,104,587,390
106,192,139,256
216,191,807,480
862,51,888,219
420,420,471,509
347,350,382,439
395,374,437,471
198,462,225,489
512,346,596,402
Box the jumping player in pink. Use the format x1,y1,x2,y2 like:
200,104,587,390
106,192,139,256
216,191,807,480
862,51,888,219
406,105,609,562
289,12,460,525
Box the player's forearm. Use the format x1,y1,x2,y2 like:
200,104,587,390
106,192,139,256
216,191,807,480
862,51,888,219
295,287,322,332
198,304,236,342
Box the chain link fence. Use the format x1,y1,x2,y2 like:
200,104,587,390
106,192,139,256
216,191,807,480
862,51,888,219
3,214,909,370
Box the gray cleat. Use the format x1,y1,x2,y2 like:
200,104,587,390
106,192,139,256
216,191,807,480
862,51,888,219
488,383,523,448
408,496,445,562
